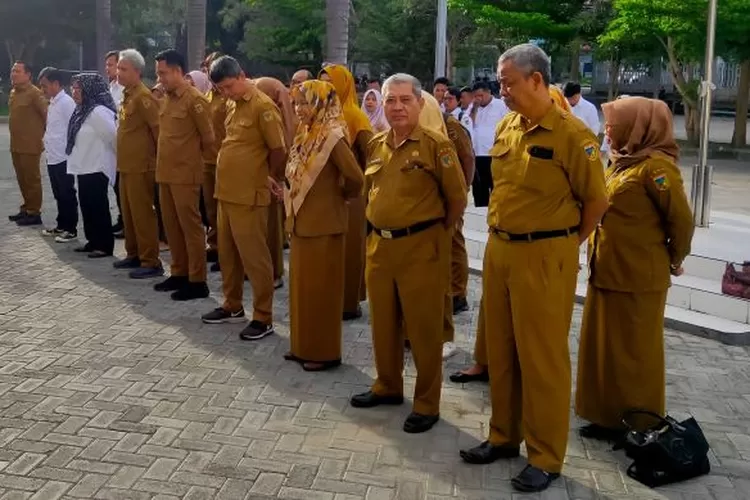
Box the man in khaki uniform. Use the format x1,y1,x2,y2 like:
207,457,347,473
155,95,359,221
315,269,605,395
350,73,467,434
253,76,298,289
153,49,215,301
112,49,164,279
8,61,47,226
458,44,608,493
290,69,313,89
202,56,287,342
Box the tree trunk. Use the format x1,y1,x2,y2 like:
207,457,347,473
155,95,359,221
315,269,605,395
95,0,112,75
660,36,700,144
607,56,620,101
325,0,350,64
187,0,207,71
570,41,580,81
732,59,750,148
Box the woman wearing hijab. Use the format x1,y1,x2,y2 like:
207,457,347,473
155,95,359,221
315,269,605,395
361,89,389,133
67,73,118,258
419,90,448,137
319,64,373,320
185,70,212,94
575,97,694,440
549,85,572,112
285,80,365,371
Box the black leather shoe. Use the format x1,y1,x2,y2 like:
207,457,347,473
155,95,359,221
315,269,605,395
154,275,189,292
343,305,362,321
579,423,624,442
206,249,219,263
170,281,210,301
210,262,221,272
8,211,26,222
452,296,469,314
460,441,520,464
449,370,489,383
16,214,43,226
350,391,404,408
403,413,439,433
511,465,559,493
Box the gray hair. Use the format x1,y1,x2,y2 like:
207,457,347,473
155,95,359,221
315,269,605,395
498,43,551,86
382,73,422,98
119,49,146,73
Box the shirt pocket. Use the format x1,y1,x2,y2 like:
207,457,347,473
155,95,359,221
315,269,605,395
489,142,524,185
364,159,384,203
161,108,188,136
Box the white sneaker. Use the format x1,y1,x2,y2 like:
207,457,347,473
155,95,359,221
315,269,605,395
54,231,78,243
442,342,457,360
41,228,63,237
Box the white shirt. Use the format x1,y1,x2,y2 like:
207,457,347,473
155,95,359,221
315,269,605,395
472,98,509,156
67,105,117,185
450,107,474,143
44,90,76,165
571,96,600,136
109,80,124,110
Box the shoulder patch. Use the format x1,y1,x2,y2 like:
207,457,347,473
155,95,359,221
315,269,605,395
438,147,455,168
263,110,274,122
651,171,670,191
583,142,599,161
141,97,151,109
194,102,204,114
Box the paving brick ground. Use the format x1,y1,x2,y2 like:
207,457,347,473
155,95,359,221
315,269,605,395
1,125,750,499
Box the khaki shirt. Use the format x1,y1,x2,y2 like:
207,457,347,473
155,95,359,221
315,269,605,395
590,154,694,292
444,113,474,185
9,84,47,155
365,125,467,229
487,105,606,234
203,89,227,166
286,139,364,237
156,84,214,185
252,77,297,148
216,85,286,206
117,82,159,173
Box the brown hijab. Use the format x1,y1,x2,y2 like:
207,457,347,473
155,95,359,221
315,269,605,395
601,96,679,169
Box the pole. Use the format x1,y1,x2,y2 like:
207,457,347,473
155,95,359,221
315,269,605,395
691,0,718,227
434,0,447,78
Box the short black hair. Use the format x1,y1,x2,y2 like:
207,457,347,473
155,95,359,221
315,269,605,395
368,77,381,84
446,86,461,99
14,61,32,75
563,81,582,98
459,86,472,95
38,67,63,84
155,49,187,74
105,50,119,61
472,80,490,92
434,77,450,87
209,56,243,84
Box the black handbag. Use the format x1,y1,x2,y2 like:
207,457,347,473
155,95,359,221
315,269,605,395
620,410,711,488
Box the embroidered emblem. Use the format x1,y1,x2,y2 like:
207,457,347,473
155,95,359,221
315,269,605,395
263,110,274,122
194,103,204,113
583,142,599,161
142,98,151,109
439,149,454,168
652,172,669,191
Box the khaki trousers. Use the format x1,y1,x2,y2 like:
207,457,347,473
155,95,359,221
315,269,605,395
11,153,42,215
159,184,207,282
218,201,274,323
120,172,160,268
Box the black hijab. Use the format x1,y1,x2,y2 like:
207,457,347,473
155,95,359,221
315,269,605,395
66,73,117,155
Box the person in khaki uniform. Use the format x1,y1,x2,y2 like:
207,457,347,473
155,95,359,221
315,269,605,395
284,80,364,371
350,73,467,435
576,97,694,440
8,61,47,226
153,49,215,301
319,64,373,320
253,76,298,289
201,56,287,342
112,49,164,279
458,44,609,493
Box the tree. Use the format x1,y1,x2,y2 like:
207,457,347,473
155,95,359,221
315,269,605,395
96,0,112,74
187,0,207,71
600,0,707,142
717,0,750,148
326,0,350,64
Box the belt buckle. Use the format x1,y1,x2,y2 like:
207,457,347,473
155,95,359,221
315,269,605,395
496,230,510,241
380,229,393,239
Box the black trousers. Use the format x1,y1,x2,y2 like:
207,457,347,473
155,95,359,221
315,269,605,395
113,172,123,227
47,161,78,233
471,156,493,208
77,172,114,254
153,184,166,242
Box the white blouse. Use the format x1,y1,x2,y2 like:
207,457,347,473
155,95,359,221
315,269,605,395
66,105,117,185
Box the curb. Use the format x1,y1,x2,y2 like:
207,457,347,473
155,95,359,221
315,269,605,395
468,266,750,346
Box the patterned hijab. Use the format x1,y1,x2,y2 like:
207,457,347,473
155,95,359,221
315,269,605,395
602,96,679,169
286,80,348,215
319,64,372,141
361,89,388,133
66,73,117,155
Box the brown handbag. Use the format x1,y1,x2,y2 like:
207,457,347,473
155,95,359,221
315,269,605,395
722,263,750,299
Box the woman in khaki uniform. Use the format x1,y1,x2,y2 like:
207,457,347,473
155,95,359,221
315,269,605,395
284,80,364,371
318,65,373,320
576,97,694,439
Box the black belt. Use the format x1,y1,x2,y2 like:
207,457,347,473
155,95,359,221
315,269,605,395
489,225,579,242
370,219,441,240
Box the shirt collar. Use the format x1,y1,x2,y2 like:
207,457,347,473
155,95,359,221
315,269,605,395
510,102,558,133
238,84,258,102
385,125,423,149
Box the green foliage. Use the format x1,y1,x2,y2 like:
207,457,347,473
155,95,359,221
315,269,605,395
717,0,750,62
